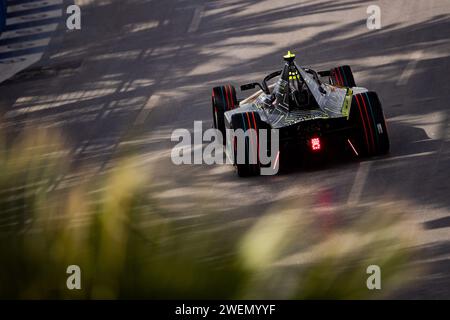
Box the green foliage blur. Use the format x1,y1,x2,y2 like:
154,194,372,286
0,127,419,299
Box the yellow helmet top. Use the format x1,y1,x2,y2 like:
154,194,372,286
283,50,296,61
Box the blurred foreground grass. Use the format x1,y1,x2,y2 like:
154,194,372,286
0,127,420,299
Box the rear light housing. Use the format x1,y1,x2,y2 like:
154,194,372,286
310,137,321,151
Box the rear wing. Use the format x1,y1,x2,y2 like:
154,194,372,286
318,70,331,77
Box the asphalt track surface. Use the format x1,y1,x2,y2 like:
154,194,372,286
0,0,450,299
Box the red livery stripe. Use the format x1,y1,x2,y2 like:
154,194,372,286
359,94,375,153
251,112,259,163
354,94,371,153
336,67,344,86
228,85,233,108
245,113,256,165
332,70,338,85
225,86,230,110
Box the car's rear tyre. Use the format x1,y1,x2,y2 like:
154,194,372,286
212,85,238,144
330,65,356,87
231,112,267,177
349,91,389,157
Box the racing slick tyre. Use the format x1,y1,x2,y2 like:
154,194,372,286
349,91,390,157
330,65,356,87
212,85,238,144
230,111,267,177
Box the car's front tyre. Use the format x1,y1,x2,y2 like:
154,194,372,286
330,65,356,87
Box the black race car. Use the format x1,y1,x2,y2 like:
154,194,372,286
211,51,389,177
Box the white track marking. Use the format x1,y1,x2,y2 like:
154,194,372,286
347,161,372,205
0,53,43,83
0,23,58,40
188,6,204,33
7,0,63,13
0,38,50,53
347,150,434,205
134,94,161,125
0,1,63,84
6,9,63,26
397,50,423,86
378,151,435,162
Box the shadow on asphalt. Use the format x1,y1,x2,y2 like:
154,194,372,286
0,0,449,298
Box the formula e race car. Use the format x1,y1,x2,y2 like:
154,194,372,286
211,51,389,177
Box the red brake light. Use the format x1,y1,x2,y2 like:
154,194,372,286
311,138,321,151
